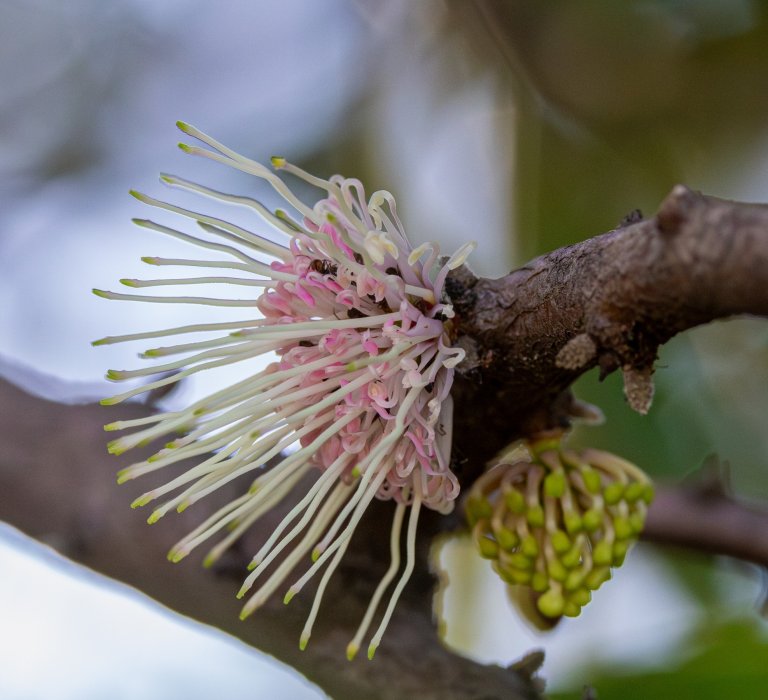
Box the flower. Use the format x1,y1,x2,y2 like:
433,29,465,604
94,122,475,659
466,441,653,626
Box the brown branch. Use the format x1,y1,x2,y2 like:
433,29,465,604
643,482,768,568
448,186,768,474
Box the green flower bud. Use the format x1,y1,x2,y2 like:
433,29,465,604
613,516,633,540
623,481,646,503
526,505,545,528
561,545,583,569
564,511,583,534
537,589,565,618
612,540,630,566
581,467,602,494
477,536,499,559
565,570,584,592
569,588,592,607
531,572,549,593
544,471,566,498
508,552,533,570
563,601,582,617
495,526,519,551
582,508,603,532
585,566,611,590
551,529,571,554
521,534,540,558
593,540,613,566
504,488,526,514
547,558,568,582
641,483,655,504
508,568,532,585
603,482,625,505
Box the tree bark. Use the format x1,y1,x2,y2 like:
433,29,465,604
449,187,768,474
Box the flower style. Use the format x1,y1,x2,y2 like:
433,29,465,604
94,122,475,659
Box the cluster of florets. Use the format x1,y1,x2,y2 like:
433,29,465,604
94,122,474,659
466,443,653,624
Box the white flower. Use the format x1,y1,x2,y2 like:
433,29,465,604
94,122,476,659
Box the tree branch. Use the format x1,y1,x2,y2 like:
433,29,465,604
448,186,768,473
643,481,768,569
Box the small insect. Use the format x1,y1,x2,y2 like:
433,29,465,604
310,259,338,276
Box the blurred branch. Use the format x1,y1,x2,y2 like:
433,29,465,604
643,481,768,568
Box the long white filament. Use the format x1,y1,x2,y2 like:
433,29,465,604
96,121,470,660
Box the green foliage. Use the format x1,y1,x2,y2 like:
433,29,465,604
550,619,768,699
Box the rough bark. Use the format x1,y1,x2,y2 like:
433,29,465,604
449,187,768,476
3,187,768,698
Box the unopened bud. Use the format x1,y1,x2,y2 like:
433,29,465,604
495,526,519,551
526,505,545,528
551,529,571,554
603,482,625,505
544,471,566,498
582,508,603,532
537,589,565,618
581,467,602,494
547,559,568,582
477,537,499,559
504,488,526,514
593,540,613,566
521,535,539,558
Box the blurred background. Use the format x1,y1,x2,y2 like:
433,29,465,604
2,0,768,697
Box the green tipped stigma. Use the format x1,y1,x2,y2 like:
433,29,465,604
130,494,152,509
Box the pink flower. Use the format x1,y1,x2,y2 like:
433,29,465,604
93,122,475,660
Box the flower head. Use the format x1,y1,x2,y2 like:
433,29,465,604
94,122,474,659
466,442,653,626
